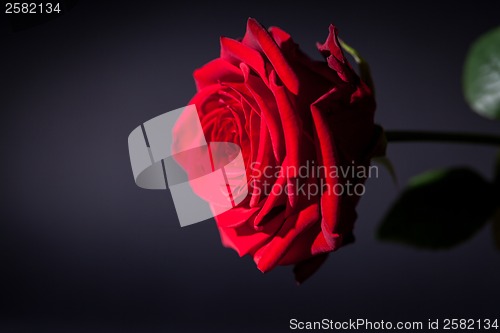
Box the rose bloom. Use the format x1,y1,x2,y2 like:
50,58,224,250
175,18,382,283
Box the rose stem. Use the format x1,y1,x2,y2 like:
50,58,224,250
385,131,500,146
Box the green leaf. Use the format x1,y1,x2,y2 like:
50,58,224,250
378,168,496,249
463,27,500,120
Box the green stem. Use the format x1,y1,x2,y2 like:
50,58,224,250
385,130,500,146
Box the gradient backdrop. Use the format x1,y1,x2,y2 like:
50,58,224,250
1,1,500,332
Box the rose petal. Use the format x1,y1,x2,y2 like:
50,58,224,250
268,26,292,48
269,70,303,178
220,37,268,85
310,89,342,248
218,210,285,257
316,25,356,83
246,103,261,166
243,18,300,95
253,203,320,272
249,117,274,207
215,202,262,228
193,58,243,91
241,63,285,163
254,157,289,228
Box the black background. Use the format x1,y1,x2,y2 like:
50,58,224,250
1,1,500,332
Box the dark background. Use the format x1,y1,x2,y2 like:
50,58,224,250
1,1,500,332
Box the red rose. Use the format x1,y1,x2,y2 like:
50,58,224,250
178,18,381,282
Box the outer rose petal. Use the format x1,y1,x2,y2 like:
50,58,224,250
220,37,268,85
194,58,243,91
215,202,262,228
253,203,320,272
218,209,285,257
316,24,357,83
242,18,300,95
269,25,341,88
